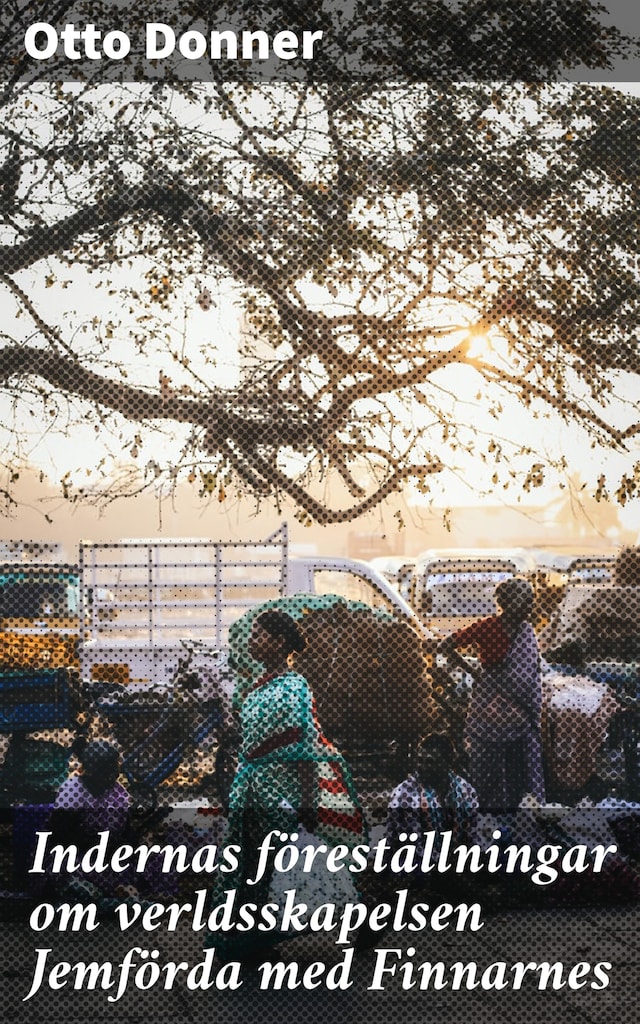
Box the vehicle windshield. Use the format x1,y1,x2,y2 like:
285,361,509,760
0,574,79,619
312,568,396,614
425,571,511,617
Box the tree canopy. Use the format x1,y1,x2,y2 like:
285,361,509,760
0,5,639,523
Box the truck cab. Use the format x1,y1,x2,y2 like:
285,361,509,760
78,529,428,686
288,556,424,632
0,565,79,669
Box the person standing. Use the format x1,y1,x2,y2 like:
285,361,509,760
207,609,367,960
438,578,546,810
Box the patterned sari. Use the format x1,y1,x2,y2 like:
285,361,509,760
206,670,367,956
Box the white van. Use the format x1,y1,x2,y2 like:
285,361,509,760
409,552,532,639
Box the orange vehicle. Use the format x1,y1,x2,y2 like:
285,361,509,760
0,565,80,670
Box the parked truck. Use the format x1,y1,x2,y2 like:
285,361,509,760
78,525,424,685
409,554,531,638
0,563,79,671
77,525,433,789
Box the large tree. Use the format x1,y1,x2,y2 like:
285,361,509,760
0,3,638,523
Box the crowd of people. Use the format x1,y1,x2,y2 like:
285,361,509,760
39,568,640,960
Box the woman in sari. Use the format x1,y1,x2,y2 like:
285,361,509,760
438,578,546,811
207,609,367,959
